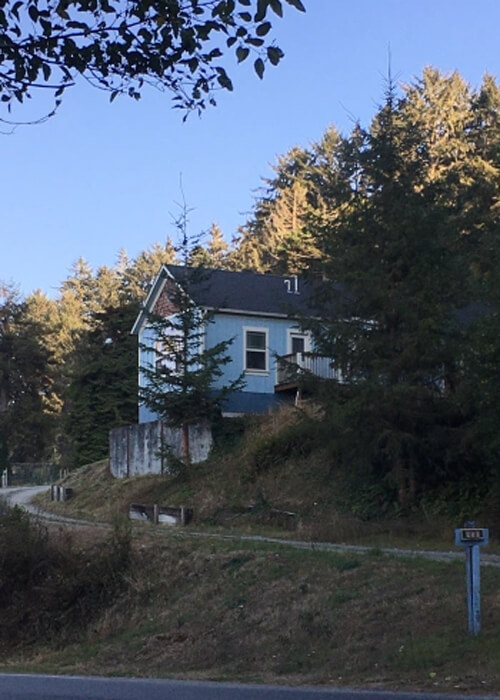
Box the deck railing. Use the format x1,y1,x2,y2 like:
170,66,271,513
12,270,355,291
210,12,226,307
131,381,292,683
276,353,341,386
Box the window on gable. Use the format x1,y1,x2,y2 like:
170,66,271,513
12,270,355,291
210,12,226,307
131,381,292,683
155,336,183,375
245,329,267,372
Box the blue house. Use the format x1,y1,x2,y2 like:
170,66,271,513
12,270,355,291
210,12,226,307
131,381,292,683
131,265,336,420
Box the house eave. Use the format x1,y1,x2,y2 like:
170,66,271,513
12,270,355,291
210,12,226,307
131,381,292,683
131,265,179,336
204,307,295,320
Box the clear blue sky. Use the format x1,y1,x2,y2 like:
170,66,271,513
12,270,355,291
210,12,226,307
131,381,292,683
3,0,500,298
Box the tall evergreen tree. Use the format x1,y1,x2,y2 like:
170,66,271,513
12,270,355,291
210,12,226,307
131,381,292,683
122,240,178,300
307,78,477,509
229,146,316,273
139,229,244,465
230,132,354,275
64,302,139,467
0,284,59,463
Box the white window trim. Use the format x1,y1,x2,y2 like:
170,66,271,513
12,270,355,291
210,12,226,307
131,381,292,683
286,328,312,355
243,326,269,374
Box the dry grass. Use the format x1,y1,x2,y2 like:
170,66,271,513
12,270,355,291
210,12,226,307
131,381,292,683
2,534,500,694
35,406,480,552
14,406,500,691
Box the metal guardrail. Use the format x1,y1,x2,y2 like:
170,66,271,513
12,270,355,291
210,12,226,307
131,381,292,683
129,503,193,526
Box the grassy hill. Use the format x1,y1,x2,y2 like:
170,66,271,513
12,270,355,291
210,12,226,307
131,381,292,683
37,405,484,550
4,405,499,693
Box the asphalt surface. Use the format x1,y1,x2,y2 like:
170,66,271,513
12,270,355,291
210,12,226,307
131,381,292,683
0,674,498,700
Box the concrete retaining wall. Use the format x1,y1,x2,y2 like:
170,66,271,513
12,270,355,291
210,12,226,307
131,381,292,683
109,420,212,478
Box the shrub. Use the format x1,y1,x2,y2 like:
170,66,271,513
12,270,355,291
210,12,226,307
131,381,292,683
0,501,132,650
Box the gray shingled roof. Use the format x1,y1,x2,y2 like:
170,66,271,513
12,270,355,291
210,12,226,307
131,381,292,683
165,265,322,316
133,265,492,337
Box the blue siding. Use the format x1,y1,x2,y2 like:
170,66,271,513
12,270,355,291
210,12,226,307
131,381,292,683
138,312,303,421
206,312,300,393
138,326,159,423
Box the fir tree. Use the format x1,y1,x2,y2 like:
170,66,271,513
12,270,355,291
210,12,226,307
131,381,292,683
139,223,244,465
307,79,471,507
64,302,139,467
0,283,59,463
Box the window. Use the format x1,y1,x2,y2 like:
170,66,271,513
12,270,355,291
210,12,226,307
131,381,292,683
290,334,305,355
245,329,268,372
155,336,183,375
288,331,310,356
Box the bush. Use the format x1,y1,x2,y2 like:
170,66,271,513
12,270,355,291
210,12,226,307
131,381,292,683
0,501,132,650
251,418,320,474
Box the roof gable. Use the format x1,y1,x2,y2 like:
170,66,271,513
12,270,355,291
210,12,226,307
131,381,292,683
131,265,322,335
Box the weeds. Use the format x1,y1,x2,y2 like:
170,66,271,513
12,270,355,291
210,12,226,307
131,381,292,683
0,502,132,650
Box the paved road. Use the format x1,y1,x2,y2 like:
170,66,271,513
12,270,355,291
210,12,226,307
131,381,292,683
0,674,497,700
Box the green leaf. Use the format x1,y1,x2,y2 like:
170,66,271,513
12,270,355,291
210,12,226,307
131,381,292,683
246,36,264,46
216,69,233,90
238,11,252,21
284,0,306,10
267,46,283,65
255,0,268,22
40,17,52,35
254,57,265,79
28,4,38,22
256,21,271,36
138,28,152,43
269,0,283,17
110,90,119,102
226,35,237,47
236,46,249,63
42,63,51,81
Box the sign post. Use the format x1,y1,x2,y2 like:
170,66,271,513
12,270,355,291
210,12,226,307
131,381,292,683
454,522,489,636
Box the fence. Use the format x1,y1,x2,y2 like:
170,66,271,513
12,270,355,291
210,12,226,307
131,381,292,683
8,462,59,486
276,353,341,386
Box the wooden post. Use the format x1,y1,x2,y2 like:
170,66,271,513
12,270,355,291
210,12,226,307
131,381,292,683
153,504,159,524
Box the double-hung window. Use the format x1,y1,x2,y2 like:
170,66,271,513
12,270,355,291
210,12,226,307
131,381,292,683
244,328,268,372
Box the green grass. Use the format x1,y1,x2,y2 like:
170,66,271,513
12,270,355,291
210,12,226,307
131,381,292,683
1,535,499,693
19,407,500,691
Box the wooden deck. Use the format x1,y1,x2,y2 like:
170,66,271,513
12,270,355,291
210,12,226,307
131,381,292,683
275,353,340,392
